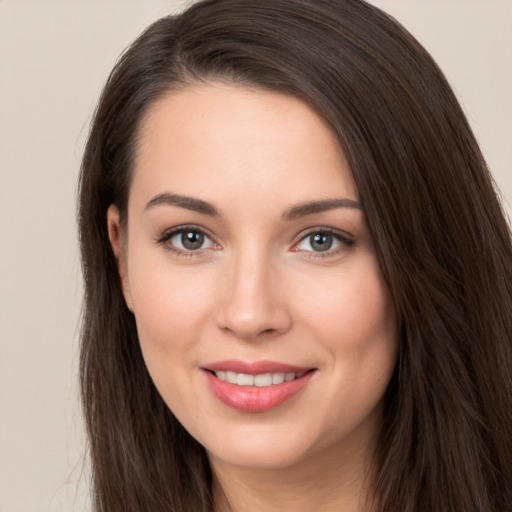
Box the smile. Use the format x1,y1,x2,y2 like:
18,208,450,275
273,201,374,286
213,370,307,387
202,361,316,413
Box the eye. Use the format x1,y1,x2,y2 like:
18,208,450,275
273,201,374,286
157,226,218,255
171,229,209,250
293,229,354,255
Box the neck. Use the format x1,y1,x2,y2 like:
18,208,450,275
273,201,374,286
210,434,378,512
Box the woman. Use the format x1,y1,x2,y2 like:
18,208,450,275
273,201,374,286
78,0,512,510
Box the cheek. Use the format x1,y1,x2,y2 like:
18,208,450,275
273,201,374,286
297,256,397,405
127,252,218,370
127,258,223,424
297,259,395,350
290,261,397,446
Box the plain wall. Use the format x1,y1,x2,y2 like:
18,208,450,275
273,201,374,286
0,1,510,511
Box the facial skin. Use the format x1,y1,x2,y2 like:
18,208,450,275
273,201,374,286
108,83,397,511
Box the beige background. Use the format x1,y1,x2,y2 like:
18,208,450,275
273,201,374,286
0,1,510,511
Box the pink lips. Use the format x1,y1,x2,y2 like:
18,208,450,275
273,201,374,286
202,360,316,413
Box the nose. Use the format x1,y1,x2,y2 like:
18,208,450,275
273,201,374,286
216,250,292,341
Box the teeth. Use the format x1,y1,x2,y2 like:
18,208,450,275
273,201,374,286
226,371,237,384
272,373,285,385
237,373,254,386
214,370,305,386
254,373,272,387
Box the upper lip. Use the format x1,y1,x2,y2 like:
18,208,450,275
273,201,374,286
203,359,314,375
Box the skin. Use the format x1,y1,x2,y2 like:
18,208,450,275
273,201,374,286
108,82,397,511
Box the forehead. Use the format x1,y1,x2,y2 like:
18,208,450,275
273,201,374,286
130,82,358,213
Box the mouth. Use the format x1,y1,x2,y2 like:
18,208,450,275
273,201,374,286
208,369,310,387
202,361,317,413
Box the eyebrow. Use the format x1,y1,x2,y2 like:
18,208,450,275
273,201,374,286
282,198,362,220
144,193,362,219
144,193,219,216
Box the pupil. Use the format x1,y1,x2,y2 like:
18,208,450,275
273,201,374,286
182,231,204,250
311,233,332,251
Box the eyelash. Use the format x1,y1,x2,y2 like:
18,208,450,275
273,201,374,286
292,228,355,259
156,225,217,257
155,225,355,258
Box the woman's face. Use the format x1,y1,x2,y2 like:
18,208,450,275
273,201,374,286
108,83,397,471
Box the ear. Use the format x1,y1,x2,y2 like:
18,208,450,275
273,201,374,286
107,205,134,311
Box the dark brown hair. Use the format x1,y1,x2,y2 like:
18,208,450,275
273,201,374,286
78,1,512,510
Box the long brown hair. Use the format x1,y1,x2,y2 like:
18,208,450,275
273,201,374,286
78,1,512,510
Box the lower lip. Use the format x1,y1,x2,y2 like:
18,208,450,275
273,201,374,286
203,370,315,413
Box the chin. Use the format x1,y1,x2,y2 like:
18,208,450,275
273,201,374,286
208,440,311,470
193,400,384,475
198,420,335,471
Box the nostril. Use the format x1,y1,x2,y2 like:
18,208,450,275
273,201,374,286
216,289,293,340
